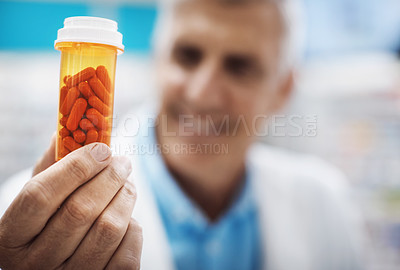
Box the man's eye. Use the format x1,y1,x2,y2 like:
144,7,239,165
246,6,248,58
173,45,203,69
224,56,255,77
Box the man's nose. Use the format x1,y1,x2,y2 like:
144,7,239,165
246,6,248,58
185,61,228,110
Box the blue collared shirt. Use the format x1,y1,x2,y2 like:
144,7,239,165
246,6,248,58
137,124,263,270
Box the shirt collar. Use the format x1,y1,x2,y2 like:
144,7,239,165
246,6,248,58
136,115,257,231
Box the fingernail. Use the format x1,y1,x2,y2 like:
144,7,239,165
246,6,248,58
90,143,111,162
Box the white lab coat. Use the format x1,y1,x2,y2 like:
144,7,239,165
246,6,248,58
0,135,365,270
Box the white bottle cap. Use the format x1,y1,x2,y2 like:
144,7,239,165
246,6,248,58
55,16,124,51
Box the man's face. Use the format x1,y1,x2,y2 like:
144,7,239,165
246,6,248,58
156,0,291,150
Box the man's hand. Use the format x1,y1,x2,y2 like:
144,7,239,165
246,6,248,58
0,137,143,270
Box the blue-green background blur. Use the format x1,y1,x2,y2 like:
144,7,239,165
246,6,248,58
1,0,400,55
0,0,157,52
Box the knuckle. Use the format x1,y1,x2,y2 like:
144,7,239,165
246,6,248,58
130,219,143,236
66,157,91,180
96,216,125,244
133,225,143,241
107,164,127,186
124,182,137,199
20,181,51,214
128,220,143,243
61,198,94,226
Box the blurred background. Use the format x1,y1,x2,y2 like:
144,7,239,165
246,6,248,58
0,0,400,269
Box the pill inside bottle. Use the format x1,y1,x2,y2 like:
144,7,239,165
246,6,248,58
54,16,124,161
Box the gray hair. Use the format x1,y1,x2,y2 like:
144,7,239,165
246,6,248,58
152,0,304,75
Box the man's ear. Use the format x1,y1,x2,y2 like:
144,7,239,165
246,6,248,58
272,69,294,112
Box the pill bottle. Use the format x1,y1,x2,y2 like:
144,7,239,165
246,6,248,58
54,16,124,160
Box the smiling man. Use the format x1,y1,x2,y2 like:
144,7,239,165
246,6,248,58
154,0,291,221
0,0,364,269
122,0,364,269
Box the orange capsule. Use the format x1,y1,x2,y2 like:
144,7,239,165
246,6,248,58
59,115,68,126
63,136,82,152
60,87,80,115
59,86,68,105
85,129,98,145
66,67,96,88
96,65,112,92
59,127,70,138
88,76,111,104
79,118,95,131
86,108,107,130
66,98,88,131
78,81,95,99
88,96,110,116
73,129,86,144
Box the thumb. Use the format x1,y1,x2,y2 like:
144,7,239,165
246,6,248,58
32,132,57,177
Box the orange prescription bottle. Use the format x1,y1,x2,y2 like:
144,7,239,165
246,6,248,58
54,17,124,160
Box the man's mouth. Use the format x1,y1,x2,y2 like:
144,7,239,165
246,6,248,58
166,103,235,137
